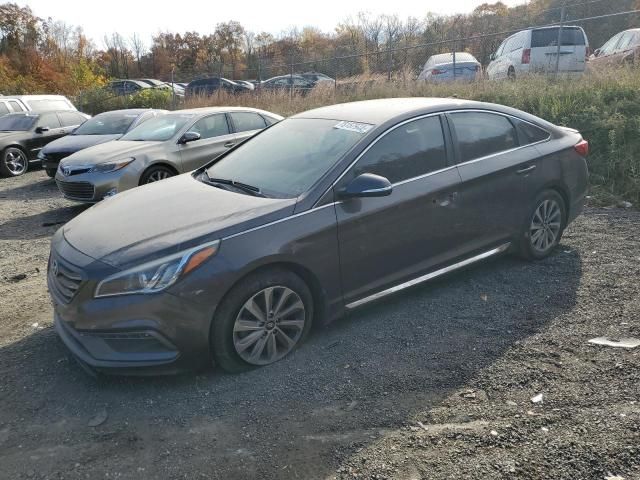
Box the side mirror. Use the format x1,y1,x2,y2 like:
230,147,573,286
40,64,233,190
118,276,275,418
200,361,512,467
178,131,201,144
35,126,50,134
339,173,393,198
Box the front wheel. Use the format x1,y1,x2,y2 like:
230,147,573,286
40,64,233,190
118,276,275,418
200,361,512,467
211,269,313,373
140,165,175,184
0,147,29,177
518,190,566,260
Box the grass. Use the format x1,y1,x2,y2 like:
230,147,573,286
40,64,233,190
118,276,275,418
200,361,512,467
82,69,640,206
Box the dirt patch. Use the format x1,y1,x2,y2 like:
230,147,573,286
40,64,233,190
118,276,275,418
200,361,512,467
1,170,639,479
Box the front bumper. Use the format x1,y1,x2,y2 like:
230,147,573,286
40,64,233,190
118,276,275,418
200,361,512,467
54,166,141,203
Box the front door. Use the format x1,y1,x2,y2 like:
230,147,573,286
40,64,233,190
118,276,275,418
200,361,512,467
334,115,463,305
26,112,66,159
178,113,237,172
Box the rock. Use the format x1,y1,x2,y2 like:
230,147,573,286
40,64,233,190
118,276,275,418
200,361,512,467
531,394,544,404
617,201,632,209
506,400,518,407
9,273,27,282
87,409,108,427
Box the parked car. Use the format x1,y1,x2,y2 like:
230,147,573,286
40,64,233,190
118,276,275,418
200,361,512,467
137,79,185,97
55,107,282,202
107,80,150,96
0,98,28,117
0,111,89,177
39,109,167,177
48,98,589,375
185,77,250,96
258,75,316,93
417,52,481,82
0,95,78,112
235,80,256,90
588,28,640,69
486,26,589,80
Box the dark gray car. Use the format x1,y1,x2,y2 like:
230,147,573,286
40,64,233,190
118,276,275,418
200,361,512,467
48,98,589,375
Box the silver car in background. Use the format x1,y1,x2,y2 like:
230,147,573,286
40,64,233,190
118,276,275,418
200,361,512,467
55,107,282,202
417,52,481,82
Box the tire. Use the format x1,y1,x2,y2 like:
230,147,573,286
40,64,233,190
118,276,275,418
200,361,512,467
211,268,314,373
139,165,175,184
518,189,566,260
507,67,516,81
45,167,57,178
0,147,29,177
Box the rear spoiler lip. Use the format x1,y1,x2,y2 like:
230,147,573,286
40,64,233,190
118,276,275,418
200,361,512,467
559,126,580,135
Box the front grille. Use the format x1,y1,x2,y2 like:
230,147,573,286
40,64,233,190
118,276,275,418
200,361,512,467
48,254,83,304
56,180,95,201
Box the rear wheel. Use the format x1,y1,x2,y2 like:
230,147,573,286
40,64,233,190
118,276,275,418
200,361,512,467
0,147,28,177
211,268,313,373
140,165,175,184
518,190,566,260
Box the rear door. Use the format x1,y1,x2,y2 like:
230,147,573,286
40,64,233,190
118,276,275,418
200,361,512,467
530,27,587,73
228,112,268,144
447,110,548,251
178,113,236,171
334,115,464,304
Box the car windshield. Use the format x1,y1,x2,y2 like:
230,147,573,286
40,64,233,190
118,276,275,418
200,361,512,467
205,118,372,198
0,115,36,131
74,112,139,135
120,114,193,141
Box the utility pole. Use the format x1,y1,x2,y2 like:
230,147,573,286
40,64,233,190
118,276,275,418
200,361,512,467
555,5,566,76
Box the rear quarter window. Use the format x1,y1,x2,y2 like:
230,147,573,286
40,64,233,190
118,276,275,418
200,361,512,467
516,120,550,145
531,28,586,47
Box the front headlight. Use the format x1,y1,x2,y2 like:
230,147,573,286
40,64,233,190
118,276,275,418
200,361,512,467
95,240,220,298
90,157,135,174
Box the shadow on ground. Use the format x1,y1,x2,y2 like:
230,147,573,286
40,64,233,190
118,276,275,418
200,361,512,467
0,250,582,479
0,204,89,240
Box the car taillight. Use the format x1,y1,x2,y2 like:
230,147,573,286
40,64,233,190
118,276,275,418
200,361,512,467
522,48,531,65
574,139,589,157
431,69,446,75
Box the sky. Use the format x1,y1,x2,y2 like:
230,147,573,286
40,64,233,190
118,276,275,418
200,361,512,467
19,0,526,47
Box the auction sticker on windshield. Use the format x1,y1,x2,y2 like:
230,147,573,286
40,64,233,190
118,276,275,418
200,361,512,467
333,121,374,134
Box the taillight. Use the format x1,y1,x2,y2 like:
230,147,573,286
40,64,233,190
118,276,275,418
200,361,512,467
574,139,589,157
522,48,531,64
431,69,446,75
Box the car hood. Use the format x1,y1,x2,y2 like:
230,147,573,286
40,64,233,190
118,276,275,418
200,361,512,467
42,134,121,155
62,173,297,268
61,140,163,166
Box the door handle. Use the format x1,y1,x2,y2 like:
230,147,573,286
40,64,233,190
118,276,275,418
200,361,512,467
224,142,235,148
516,165,536,175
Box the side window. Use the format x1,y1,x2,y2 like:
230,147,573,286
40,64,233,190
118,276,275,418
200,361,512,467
449,112,518,163
58,112,85,127
350,116,447,184
188,114,230,139
36,113,61,129
8,100,24,112
515,119,550,145
615,32,635,51
0,103,9,115
231,112,267,132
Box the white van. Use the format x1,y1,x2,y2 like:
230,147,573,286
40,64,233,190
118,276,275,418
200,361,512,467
0,95,78,112
486,26,589,80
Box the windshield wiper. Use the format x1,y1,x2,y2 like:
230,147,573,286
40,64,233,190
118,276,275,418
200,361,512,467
202,171,266,197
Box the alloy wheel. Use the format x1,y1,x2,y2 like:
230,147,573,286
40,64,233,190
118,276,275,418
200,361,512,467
146,170,171,183
232,286,306,366
529,199,562,254
4,149,28,176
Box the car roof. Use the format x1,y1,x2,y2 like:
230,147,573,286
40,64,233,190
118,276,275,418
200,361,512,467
428,52,478,64
165,107,283,118
292,98,499,124
2,110,77,117
94,108,157,116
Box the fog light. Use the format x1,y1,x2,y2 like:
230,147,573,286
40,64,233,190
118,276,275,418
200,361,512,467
103,188,118,199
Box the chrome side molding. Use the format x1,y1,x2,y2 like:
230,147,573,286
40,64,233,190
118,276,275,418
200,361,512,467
345,243,511,309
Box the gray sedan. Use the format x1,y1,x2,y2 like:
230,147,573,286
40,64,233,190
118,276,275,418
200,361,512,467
55,107,282,202
48,98,588,375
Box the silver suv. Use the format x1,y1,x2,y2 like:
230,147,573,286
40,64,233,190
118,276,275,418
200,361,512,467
55,107,282,202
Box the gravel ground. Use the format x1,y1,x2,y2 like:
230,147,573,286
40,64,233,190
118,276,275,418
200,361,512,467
0,170,638,480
